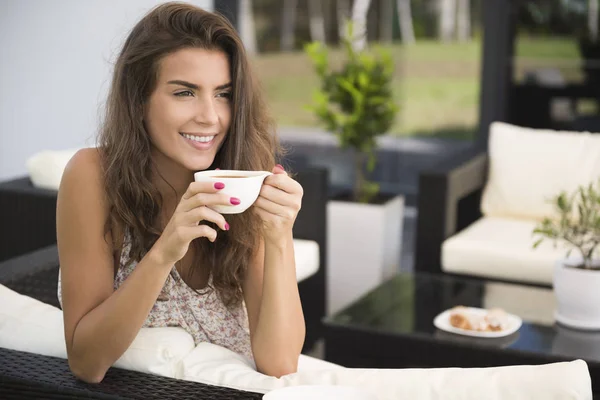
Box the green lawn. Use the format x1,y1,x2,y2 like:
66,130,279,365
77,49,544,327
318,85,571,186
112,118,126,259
251,37,580,139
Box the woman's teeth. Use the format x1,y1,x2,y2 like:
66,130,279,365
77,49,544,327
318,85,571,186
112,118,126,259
181,133,215,143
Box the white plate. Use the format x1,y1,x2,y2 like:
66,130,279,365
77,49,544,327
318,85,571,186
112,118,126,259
263,385,377,400
433,307,522,338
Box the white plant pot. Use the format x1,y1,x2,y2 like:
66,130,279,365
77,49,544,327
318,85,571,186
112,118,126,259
326,195,404,315
554,258,600,330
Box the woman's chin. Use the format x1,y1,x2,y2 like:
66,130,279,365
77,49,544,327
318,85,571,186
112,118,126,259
184,158,216,173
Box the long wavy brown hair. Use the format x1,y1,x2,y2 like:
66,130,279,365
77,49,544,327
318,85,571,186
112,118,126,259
98,2,281,307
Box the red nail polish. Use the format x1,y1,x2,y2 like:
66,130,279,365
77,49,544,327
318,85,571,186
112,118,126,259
224,223,230,231
230,197,241,205
214,182,225,190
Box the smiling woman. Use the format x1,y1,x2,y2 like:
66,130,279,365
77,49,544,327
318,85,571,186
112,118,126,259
55,1,305,384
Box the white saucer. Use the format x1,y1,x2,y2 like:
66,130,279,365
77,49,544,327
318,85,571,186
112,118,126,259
433,307,522,338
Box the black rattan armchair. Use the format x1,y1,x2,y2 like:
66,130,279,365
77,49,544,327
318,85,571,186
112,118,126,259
414,145,487,275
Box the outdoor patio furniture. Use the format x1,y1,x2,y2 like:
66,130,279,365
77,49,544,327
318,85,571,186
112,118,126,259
415,121,600,286
0,252,593,399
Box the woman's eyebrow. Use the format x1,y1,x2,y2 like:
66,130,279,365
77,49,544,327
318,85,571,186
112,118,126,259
167,80,198,89
167,80,232,91
215,82,232,90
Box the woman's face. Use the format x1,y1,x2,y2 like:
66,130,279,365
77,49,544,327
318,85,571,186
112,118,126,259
145,48,232,174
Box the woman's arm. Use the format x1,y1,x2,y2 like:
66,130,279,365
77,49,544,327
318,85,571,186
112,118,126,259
243,166,306,378
58,149,175,383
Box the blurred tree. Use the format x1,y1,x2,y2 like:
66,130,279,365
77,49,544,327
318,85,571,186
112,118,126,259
240,0,258,54
308,0,327,42
337,0,352,42
380,0,394,42
351,0,373,50
590,0,599,41
281,0,298,51
456,0,470,41
397,0,416,43
438,0,457,41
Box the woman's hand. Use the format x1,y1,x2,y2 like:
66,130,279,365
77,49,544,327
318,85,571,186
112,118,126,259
151,181,234,266
253,165,303,245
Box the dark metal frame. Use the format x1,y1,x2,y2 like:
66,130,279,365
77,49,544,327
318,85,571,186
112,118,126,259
0,167,328,353
414,146,487,276
477,0,516,149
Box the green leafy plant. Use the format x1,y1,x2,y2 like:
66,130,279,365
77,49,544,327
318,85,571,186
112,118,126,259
304,23,398,203
533,179,600,269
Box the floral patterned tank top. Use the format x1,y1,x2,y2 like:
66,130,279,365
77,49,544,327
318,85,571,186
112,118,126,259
58,231,253,361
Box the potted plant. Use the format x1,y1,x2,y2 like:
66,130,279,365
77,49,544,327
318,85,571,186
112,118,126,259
533,179,600,330
304,24,402,314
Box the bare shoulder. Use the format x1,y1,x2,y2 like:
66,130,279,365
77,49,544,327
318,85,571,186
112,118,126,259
58,147,123,247
57,146,110,249
62,148,104,188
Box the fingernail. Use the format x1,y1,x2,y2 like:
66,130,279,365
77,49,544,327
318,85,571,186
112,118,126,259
215,168,220,170
224,223,230,231
276,164,284,170
214,182,225,190
230,197,241,205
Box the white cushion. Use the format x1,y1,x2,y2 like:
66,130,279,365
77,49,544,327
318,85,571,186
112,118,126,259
442,216,575,285
481,122,600,221
0,285,592,399
181,342,591,399
0,284,195,378
293,239,319,282
26,149,79,190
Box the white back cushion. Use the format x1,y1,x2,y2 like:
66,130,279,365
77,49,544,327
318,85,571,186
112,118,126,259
26,149,80,190
293,239,319,282
181,342,591,399
481,122,600,221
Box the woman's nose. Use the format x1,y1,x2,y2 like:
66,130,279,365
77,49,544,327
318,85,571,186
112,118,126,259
195,97,219,125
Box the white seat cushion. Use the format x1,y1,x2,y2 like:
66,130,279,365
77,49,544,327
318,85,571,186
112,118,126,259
442,216,573,285
0,284,195,378
26,148,80,190
293,239,319,282
481,122,600,221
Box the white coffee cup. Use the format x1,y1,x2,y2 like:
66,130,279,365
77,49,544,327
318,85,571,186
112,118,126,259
194,169,272,214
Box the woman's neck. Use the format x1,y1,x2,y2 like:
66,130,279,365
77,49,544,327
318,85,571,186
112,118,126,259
150,148,194,200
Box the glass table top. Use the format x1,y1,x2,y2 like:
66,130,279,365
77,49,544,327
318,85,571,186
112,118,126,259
324,272,600,364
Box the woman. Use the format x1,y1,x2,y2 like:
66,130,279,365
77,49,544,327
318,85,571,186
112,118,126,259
56,2,305,383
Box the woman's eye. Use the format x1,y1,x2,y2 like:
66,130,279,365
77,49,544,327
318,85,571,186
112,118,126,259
217,91,232,99
174,90,194,97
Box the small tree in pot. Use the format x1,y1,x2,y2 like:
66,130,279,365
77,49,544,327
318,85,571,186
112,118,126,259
304,23,398,203
533,179,600,269
533,178,600,329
